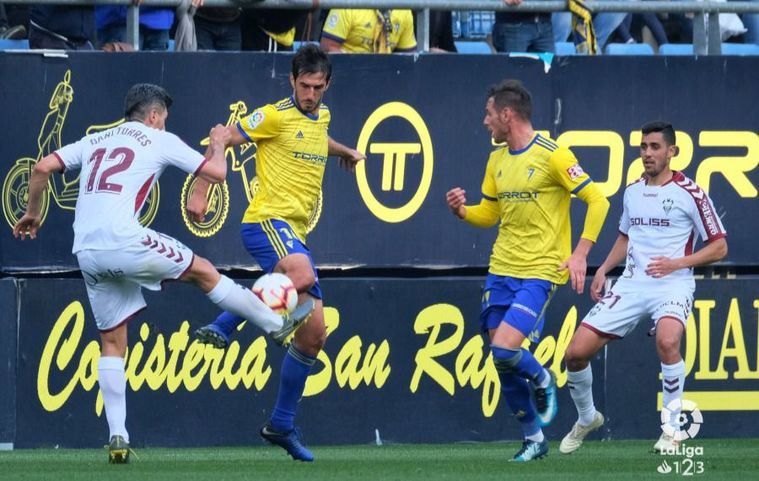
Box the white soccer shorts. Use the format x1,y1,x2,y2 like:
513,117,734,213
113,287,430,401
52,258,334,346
580,280,694,339
76,229,194,332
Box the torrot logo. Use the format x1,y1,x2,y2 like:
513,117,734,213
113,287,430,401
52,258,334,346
356,102,433,223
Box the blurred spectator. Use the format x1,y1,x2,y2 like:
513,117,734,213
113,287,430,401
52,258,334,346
29,6,94,49
616,13,669,46
320,9,417,53
492,0,555,53
194,3,241,51
553,11,627,49
1,4,26,39
429,11,457,52
241,8,309,51
96,1,173,51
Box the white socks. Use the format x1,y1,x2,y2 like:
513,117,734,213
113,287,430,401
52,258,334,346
206,275,283,333
98,356,129,443
661,360,686,431
567,365,597,426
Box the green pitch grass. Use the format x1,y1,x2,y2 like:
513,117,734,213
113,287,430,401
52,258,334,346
1,439,756,480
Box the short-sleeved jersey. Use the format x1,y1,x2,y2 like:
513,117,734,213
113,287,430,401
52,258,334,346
480,133,594,284
618,171,726,287
54,121,205,253
236,96,330,241
321,9,417,53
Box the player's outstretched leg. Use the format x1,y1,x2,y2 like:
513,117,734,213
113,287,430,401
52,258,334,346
196,299,314,348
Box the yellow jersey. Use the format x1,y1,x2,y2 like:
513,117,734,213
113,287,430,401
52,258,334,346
321,9,417,53
474,133,606,284
237,96,330,241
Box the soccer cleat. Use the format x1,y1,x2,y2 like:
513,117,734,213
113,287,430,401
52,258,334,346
269,299,314,346
652,433,679,453
534,370,558,427
509,440,549,462
559,411,605,454
194,323,230,349
260,424,314,462
107,435,130,464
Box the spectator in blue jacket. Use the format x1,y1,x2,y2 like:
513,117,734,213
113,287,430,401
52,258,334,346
96,1,173,50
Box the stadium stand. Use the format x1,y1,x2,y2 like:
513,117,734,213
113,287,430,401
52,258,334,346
604,42,655,55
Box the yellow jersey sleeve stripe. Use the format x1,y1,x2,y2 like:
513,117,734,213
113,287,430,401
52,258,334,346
236,122,253,143
536,135,558,148
262,220,287,259
482,193,497,201
535,138,558,152
571,177,592,194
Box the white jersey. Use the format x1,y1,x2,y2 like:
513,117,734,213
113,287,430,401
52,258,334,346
54,121,206,253
618,171,726,288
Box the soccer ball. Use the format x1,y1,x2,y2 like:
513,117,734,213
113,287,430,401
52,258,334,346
252,273,298,314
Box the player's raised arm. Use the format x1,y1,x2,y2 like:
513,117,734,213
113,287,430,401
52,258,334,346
195,124,230,183
13,154,64,240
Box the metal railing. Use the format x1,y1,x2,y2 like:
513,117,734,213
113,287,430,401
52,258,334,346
12,0,759,54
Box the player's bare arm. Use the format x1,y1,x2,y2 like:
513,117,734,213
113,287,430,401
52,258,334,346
328,136,365,172
13,154,64,240
320,36,343,53
186,124,230,221
646,237,728,278
590,233,629,301
560,181,610,294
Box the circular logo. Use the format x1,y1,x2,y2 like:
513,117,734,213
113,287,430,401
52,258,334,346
661,398,703,441
355,102,433,223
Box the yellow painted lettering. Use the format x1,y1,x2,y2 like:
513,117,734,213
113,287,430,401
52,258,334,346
410,304,464,395
696,131,758,196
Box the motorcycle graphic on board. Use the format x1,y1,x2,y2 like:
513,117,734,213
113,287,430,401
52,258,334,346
2,70,160,231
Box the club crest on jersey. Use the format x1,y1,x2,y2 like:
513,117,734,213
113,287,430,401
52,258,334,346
328,14,339,28
247,111,264,130
566,163,585,180
662,198,674,214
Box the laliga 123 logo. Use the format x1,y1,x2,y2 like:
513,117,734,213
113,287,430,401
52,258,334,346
661,399,703,441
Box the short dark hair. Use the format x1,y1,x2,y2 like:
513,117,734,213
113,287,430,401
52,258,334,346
292,44,332,83
641,121,676,146
124,83,173,121
487,79,532,120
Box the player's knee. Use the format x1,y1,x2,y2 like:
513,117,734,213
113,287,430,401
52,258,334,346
564,344,590,371
656,336,680,358
100,333,127,357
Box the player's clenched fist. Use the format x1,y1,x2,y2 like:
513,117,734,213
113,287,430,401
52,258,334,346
446,187,467,219
209,124,231,145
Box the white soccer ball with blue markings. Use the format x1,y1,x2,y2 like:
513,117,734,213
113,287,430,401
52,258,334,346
252,273,298,314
